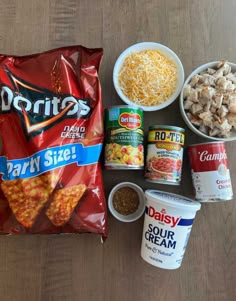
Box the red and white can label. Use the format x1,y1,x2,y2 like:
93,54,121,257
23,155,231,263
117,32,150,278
188,142,233,202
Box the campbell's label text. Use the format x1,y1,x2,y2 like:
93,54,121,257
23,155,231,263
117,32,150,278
189,142,229,172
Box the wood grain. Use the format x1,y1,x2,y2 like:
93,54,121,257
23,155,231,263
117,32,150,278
0,0,235,300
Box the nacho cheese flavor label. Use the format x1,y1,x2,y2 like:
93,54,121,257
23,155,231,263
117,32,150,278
0,46,107,236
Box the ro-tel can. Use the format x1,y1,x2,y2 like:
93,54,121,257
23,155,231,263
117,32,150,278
145,125,185,185
141,190,201,270
104,106,144,169
188,142,233,202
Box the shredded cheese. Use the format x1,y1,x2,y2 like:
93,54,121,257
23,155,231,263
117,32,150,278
118,49,178,106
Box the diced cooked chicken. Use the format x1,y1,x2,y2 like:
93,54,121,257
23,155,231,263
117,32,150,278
216,60,226,70
186,112,192,120
212,93,223,108
217,105,228,118
213,70,223,79
216,77,233,90
228,91,236,102
226,72,236,84
189,75,200,87
228,92,236,113
190,103,203,115
207,68,216,75
222,94,230,105
226,113,236,128
202,118,214,129
199,74,216,86
223,63,231,75
209,128,221,136
184,99,193,110
183,84,192,98
214,114,222,123
210,106,217,114
203,100,212,111
199,125,209,135
198,97,209,106
216,60,231,75
226,82,235,91
199,111,212,120
214,119,232,132
212,119,232,138
195,86,205,100
228,103,236,113
217,60,226,69
216,76,226,86
198,111,214,129
188,90,199,102
200,86,215,100
187,114,202,126
183,60,236,138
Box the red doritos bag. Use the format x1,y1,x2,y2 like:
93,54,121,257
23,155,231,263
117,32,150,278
0,46,107,238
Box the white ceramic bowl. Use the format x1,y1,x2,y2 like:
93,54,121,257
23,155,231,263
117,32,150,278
180,61,236,141
108,182,145,222
113,42,185,111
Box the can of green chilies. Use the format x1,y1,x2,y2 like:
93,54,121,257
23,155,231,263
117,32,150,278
104,106,144,169
145,125,185,185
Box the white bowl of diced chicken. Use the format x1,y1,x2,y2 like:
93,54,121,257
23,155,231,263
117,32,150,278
180,61,236,141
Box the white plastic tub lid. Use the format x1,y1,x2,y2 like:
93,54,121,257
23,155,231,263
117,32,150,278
145,190,201,211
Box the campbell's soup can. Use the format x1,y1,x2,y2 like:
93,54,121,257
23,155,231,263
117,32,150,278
188,142,233,202
104,106,144,169
141,190,201,269
145,125,185,185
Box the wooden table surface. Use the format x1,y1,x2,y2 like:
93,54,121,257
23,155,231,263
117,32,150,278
0,1,235,300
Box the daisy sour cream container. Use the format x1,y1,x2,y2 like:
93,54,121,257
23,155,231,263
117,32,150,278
141,190,201,269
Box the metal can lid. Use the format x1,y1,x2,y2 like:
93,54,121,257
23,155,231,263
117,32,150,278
105,105,143,111
145,190,201,211
148,125,185,132
188,141,225,148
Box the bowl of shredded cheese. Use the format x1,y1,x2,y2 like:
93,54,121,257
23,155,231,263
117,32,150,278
113,42,184,111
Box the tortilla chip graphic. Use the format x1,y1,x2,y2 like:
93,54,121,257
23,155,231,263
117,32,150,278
40,172,60,194
46,184,87,227
1,173,59,228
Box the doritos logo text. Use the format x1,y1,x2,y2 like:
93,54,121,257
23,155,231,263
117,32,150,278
0,85,91,117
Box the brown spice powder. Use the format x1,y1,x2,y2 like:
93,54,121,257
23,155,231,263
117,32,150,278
112,187,139,215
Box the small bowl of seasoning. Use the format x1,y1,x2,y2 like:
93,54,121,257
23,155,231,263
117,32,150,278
108,182,145,222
